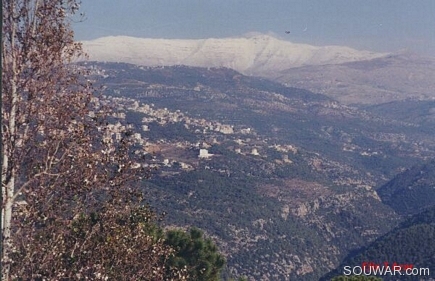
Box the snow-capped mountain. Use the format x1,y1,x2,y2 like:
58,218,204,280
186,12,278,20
81,34,387,76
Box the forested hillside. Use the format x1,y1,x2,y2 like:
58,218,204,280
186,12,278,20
81,62,435,280
322,206,435,280
377,160,435,216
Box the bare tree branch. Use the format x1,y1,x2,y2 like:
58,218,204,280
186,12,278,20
2,1,189,280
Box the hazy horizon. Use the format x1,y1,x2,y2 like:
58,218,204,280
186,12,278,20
73,1,435,57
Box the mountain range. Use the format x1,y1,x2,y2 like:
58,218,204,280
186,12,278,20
82,34,435,105
76,31,435,281
81,33,386,76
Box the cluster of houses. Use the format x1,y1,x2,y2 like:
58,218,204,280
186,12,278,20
99,95,298,171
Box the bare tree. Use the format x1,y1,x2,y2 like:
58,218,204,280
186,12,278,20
1,1,188,279
2,0,83,277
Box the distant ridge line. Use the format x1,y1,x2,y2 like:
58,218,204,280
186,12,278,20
81,34,388,75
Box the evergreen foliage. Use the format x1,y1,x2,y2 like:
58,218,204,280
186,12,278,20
165,227,226,281
323,206,435,281
377,159,435,215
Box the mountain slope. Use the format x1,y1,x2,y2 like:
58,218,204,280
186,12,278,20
81,34,386,76
82,34,435,105
272,52,435,105
81,62,435,280
321,206,435,281
377,159,435,216
362,100,435,128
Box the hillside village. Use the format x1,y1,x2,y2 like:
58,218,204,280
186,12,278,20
80,62,435,195
6,1,435,279
79,62,435,280
100,94,299,174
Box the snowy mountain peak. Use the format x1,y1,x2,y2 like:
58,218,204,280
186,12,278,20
81,34,388,75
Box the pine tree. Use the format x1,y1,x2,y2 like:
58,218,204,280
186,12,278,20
165,227,226,281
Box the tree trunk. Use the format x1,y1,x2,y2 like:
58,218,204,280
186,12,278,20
2,1,19,278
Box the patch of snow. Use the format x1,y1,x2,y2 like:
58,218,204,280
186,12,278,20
81,34,388,75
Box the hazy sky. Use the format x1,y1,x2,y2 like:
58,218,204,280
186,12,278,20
73,0,435,56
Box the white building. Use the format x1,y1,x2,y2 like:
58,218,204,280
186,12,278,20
198,149,213,158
